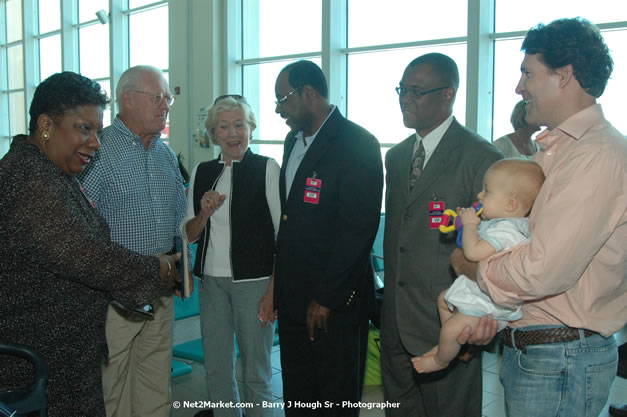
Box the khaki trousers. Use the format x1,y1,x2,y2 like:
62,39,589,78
102,295,173,417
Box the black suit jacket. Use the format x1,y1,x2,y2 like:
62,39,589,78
275,108,383,327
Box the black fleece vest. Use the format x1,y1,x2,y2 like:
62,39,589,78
192,150,275,280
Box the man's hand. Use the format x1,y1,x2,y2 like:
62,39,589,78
457,315,498,346
306,301,331,341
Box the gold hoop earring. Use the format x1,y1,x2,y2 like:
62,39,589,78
42,131,50,141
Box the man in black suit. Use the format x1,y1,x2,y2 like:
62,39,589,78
380,53,503,417
273,60,383,416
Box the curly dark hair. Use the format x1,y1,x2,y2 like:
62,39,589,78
521,18,613,98
28,71,110,135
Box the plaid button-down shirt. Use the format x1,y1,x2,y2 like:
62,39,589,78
79,117,186,257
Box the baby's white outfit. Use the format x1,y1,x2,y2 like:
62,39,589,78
444,217,529,331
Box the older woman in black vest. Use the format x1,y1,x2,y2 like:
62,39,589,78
182,96,280,417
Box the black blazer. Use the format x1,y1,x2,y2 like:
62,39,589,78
274,109,384,326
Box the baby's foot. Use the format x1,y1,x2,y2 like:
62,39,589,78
411,346,449,373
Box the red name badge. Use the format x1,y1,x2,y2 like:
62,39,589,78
304,178,322,204
429,201,445,229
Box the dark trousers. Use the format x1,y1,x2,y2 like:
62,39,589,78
278,319,369,417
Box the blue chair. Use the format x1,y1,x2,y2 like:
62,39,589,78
171,241,199,377
0,342,48,417
172,242,204,366
0,402,17,417
172,241,280,365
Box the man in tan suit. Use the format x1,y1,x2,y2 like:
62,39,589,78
380,53,503,417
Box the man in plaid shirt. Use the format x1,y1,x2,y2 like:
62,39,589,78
80,65,187,417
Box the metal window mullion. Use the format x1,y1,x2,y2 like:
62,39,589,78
1,1,8,139
322,0,347,115
341,37,468,55
60,0,78,72
109,0,129,116
35,29,61,40
124,0,167,16
1,0,7,90
466,0,495,140
22,0,36,130
236,51,322,66
225,0,241,94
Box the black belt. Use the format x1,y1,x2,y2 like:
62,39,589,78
502,327,598,353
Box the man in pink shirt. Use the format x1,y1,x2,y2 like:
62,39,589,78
453,17,626,417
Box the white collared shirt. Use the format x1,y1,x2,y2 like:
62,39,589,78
412,114,454,168
285,106,337,196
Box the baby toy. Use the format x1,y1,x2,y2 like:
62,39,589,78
439,202,483,247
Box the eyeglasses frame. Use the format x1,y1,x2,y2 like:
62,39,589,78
275,86,302,107
395,85,450,99
129,90,175,106
213,94,248,105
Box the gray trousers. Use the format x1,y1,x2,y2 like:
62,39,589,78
380,306,483,417
199,275,275,417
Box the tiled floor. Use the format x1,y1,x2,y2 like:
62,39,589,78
171,326,627,417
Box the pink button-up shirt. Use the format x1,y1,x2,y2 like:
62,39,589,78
478,104,626,337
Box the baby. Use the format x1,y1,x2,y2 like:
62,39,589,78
412,158,545,373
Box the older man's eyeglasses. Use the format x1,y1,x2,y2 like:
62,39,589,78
130,90,175,106
395,85,449,99
275,86,301,107
213,94,248,105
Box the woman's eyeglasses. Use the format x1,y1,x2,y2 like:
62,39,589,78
213,94,248,105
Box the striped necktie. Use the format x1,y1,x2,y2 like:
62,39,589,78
409,140,425,190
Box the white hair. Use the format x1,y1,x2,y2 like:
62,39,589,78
115,65,165,104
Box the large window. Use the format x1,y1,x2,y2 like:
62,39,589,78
129,3,170,139
79,1,111,126
129,5,168,69
231,0,627,213
38,0,61,86
346,0,468,145
0,0,170,158
348,0,467,48
239,0,470,159
347,45,467,146
236,0,627,154
3,2,627,162
241,0,322,161
494,0,624,33
492,0,627,137
1,0,25,155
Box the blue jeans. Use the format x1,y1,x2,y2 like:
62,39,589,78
500,325,618,417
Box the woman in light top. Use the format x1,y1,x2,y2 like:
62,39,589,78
493,100,541,159
181,95,280,417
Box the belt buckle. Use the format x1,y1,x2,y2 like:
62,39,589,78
508,328,527,353
516,336,527,353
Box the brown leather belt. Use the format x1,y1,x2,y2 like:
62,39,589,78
502,327,598,353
